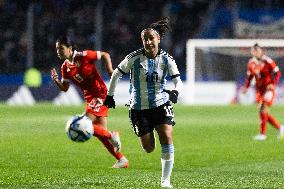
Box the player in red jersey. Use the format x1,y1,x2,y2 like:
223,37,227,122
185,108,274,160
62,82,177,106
51,36,128,167
243,43,284,140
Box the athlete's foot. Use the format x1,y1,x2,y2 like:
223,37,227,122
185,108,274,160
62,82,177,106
161,179,173,188
112,156,129,168
277,125,284,140
110,131,121,153
253,134,267,141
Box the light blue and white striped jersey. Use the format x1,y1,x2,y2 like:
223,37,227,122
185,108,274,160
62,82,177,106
118,49,180,110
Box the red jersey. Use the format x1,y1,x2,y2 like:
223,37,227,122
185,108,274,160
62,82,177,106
244,55,281,93
61,50,107,102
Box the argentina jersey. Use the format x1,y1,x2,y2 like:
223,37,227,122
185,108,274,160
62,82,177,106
117,49,180,110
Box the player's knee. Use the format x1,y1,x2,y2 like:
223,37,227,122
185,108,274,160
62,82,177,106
144,147,155,153
142,144,155,153
159,132,173,144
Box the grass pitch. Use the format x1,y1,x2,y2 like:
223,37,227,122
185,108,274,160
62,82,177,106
1,104,284,188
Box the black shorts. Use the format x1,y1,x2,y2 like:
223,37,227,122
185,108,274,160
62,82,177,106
129,102,175,137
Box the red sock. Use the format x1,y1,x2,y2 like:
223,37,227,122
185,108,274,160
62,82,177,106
98,137,124,160
267,114,281,129
259,112,268,135
93,124,111,139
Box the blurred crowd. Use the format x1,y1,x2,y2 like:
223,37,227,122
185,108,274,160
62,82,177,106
0,0,209,77
1,0,284,77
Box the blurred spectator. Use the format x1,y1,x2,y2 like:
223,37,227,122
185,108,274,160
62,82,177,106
4,0,284,77
0,0,211,78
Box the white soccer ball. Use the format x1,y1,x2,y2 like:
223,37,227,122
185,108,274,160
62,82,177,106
66,115,94,142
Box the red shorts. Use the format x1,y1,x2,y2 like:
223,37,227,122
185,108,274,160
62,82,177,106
85,97,108,117
256,89,275,106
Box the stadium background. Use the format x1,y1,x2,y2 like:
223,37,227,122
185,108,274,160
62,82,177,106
2,0,284,105
2,1,284,188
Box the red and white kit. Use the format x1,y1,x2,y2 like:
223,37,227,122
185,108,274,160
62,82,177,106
61,50,108,116
244,55,281,106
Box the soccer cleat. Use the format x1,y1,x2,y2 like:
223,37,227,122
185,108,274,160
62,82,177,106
112,156,129,168
161,179,173,188
253,134,267,141
110,131,121,153
277,125,284,140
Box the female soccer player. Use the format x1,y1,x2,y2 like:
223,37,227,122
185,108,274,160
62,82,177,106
51,36,128,168
243,43,283,141
104,18,182,188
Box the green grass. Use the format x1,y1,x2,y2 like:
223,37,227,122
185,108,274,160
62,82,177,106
1,104,284,188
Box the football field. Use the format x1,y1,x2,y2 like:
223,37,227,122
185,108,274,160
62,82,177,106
1,104,284,188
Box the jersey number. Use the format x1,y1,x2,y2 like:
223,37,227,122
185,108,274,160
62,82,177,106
145,72,158,82
164,105,174,117
88,98,103,112
73,74,84,83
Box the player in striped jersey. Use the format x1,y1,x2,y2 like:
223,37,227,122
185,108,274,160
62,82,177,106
104,18,182,188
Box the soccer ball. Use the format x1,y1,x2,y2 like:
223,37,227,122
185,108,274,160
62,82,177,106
66,115,94,142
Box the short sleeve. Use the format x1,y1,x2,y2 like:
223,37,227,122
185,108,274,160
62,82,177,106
246,61,252,76
84,50,101,61
61,63,68,80
167,58,180,77
269,60,279,72
118,57,133,74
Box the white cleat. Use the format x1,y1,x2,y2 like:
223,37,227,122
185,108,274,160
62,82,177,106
110,131,121,153
112,156,129,168
253,134,267,141
277,125,284,140
161,179,173,188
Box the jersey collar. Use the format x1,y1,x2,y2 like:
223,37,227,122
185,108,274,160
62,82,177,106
142,48,161,59
65,50,78,65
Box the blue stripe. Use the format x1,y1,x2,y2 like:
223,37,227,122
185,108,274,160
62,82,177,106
162,144,174,153
161,56,168,82
133,58,141,110
161,56,168,103
147,59,156,108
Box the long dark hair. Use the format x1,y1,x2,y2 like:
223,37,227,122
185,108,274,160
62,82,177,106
148,17,170,38
56,36,77,50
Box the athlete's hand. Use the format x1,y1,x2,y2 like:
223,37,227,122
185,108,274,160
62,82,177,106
163,89,179,104
50,68,59,82
266,84,275,91
104,95,116,109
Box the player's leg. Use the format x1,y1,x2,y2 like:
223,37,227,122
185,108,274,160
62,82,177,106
85,98,122,151
255,102,268,140
154,103,175,188
253,91,267,140
155,124,174,188
129,108,156,152
264,90,284,139
139,132,156,153
88,114,128,168
85,98,128,168
89,113,112,138
85,99,112,138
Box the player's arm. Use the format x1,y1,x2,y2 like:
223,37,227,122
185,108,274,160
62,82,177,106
50,68,70,92
242,62,253,93
104,58,131,108
266,61,281,90
103,69,123,109
244,74,253,89
85,50,113,77
100,51,113,77
163,59,183,103
272,62,281,86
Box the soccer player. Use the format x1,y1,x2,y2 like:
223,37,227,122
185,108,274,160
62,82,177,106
243,43,284,141
51,36,129,168
104,18,182,188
